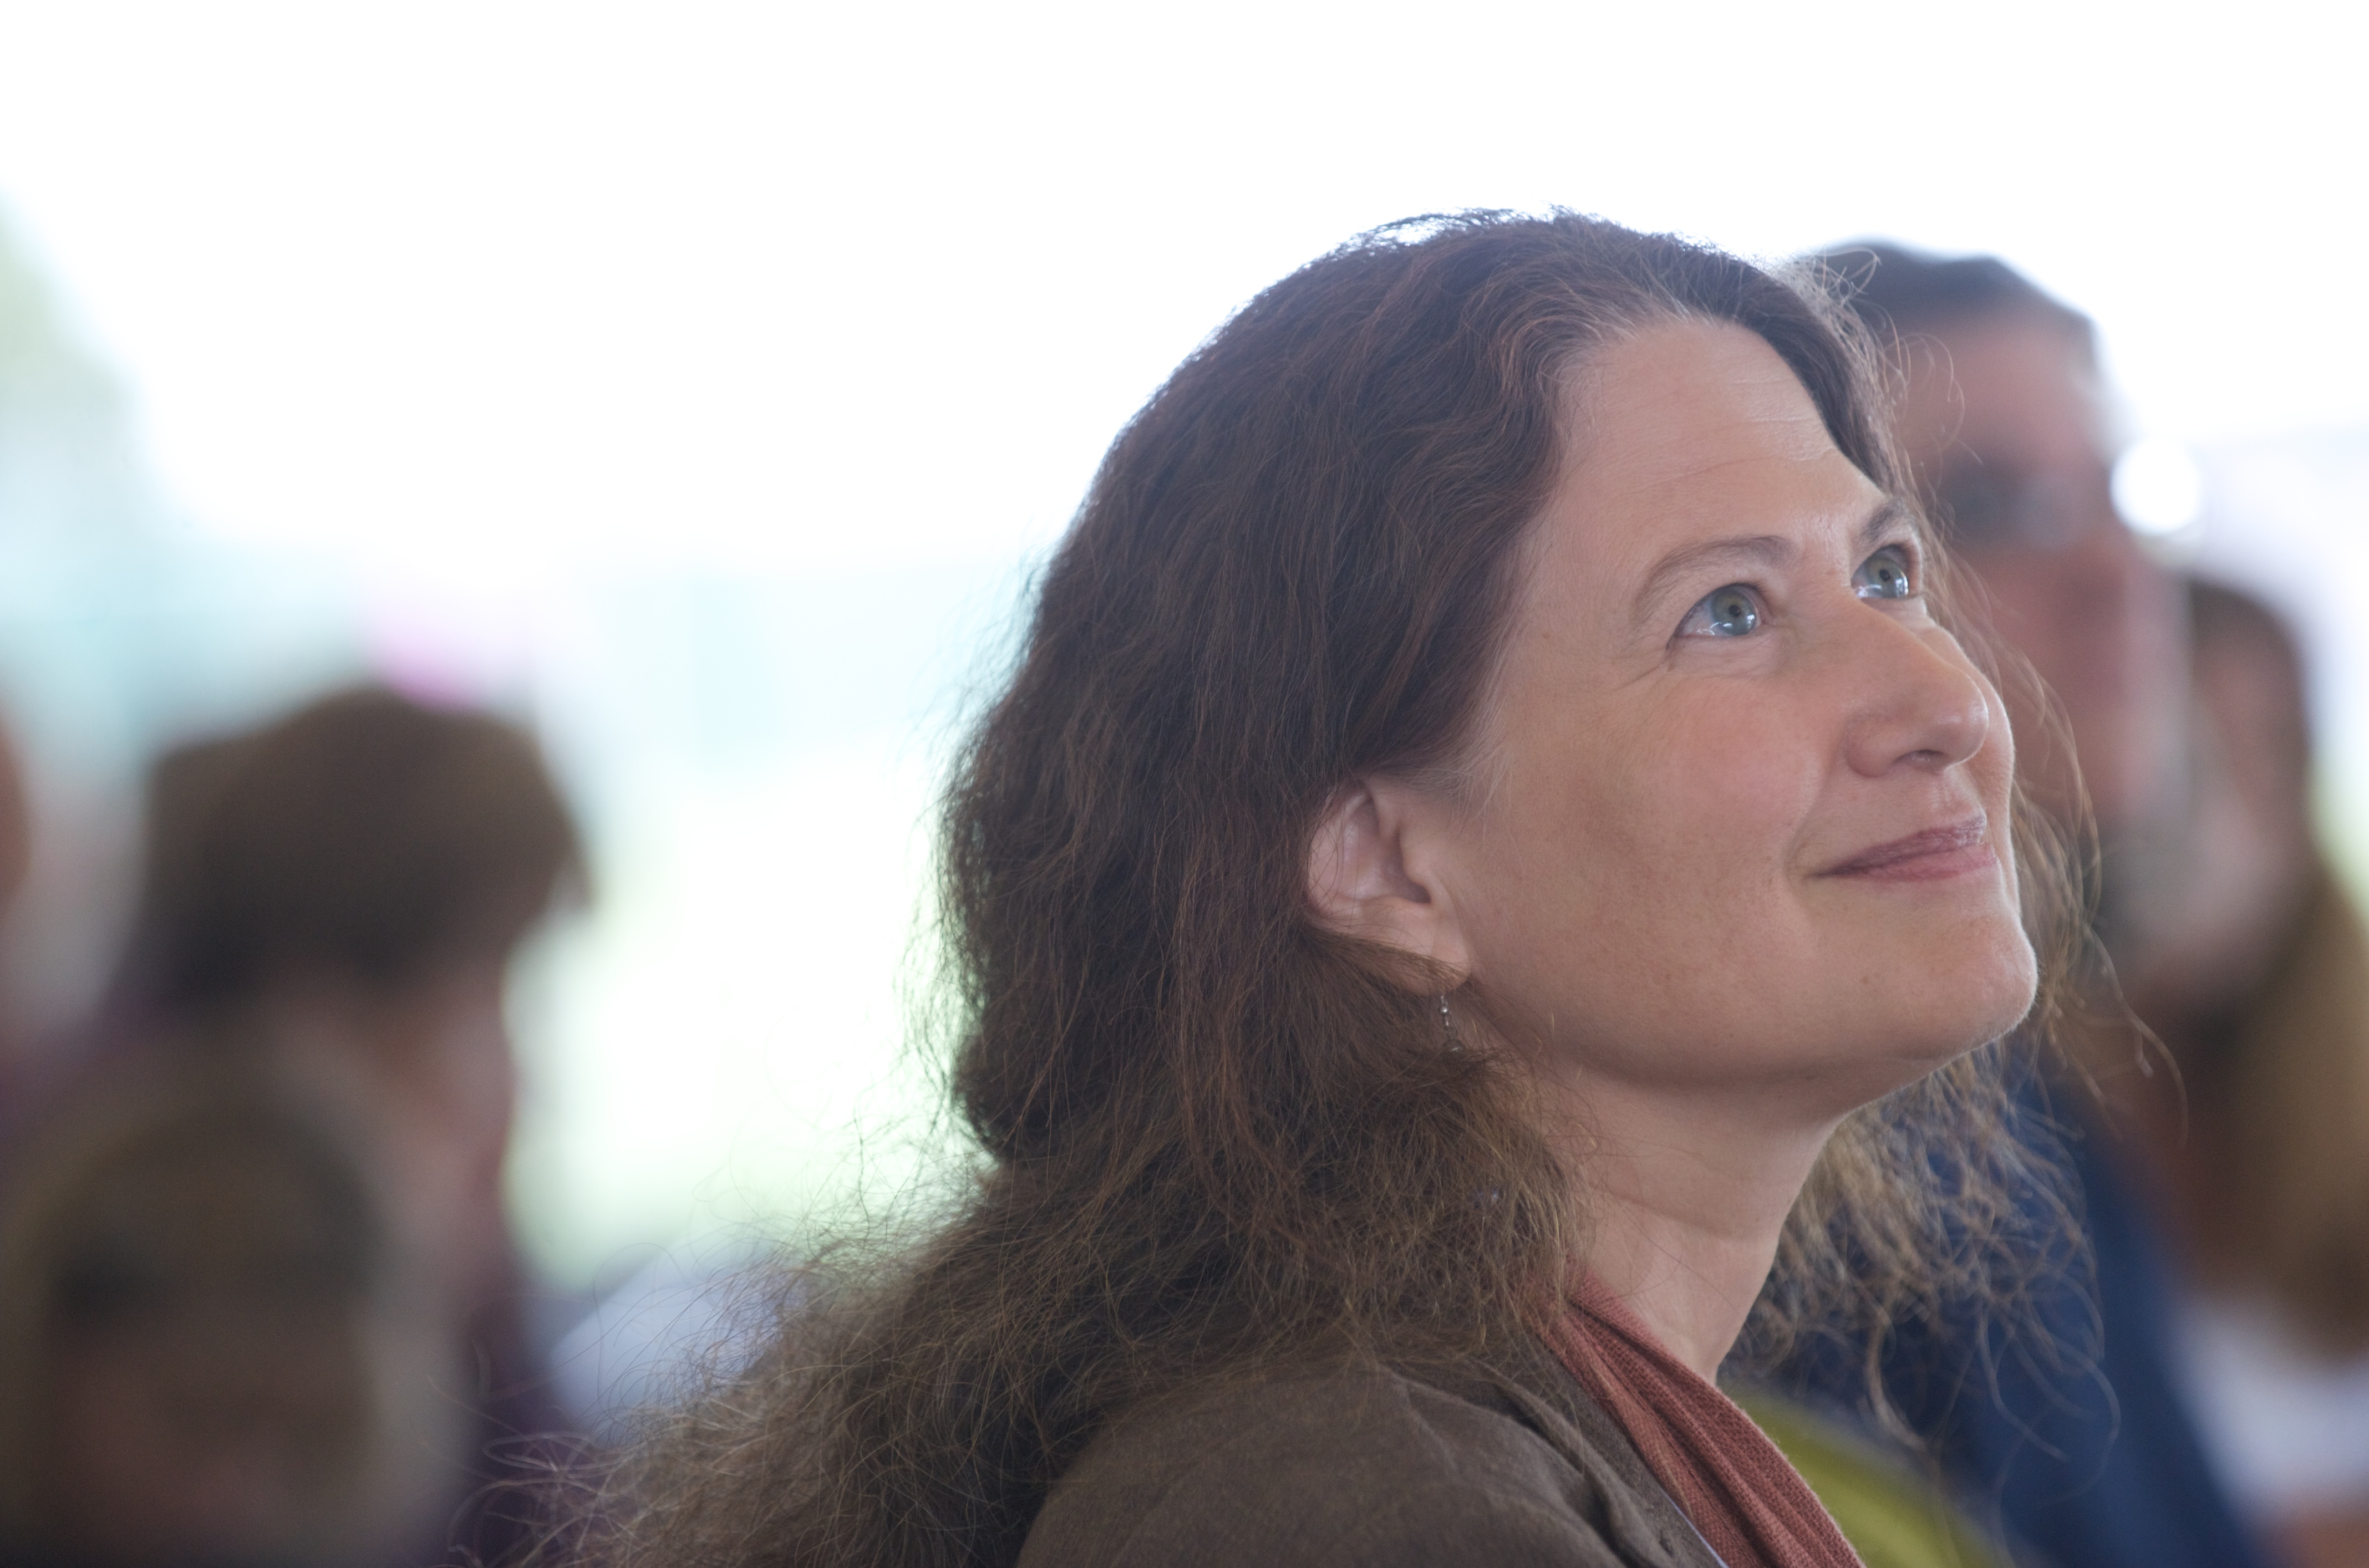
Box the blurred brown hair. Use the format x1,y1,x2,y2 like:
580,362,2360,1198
580,211,2081,1568
2205,866,2369,1352
2169,582,2369,1353
127,685,581,1011
1812,240,2095,358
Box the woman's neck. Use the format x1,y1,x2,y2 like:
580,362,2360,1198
1547,1072,1842,1380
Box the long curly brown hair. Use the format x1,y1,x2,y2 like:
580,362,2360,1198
573,211,2083,1568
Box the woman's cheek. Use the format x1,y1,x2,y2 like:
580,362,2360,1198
1659,698,1823,828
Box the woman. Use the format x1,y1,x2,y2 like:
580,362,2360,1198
606,211,2071,1567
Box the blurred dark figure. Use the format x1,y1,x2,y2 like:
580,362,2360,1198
126,688,579,1333
2130,581,2327,1266
11,685,584,1566
1781,244,2278,1568
0,1070,467,1566
2117,580,2369,1566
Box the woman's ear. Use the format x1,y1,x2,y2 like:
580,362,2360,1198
1306,780,1472,985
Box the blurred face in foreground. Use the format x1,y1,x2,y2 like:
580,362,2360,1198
1322,319,2037,1129
1895,310,2185,836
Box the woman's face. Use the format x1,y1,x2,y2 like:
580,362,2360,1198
1436,319,2035,1120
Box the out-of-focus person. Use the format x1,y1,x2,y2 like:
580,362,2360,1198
1773,243,2280,1568
1827,247,2189,843
2120,578,2369,1568
57,684,586,1565
124,688,581,1324
0,1071,465,1567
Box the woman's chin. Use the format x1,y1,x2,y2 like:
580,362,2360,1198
1959,922,2042,1040
1866,899,2040,1042
1878,932,2042,1081
1791,933,2040,1112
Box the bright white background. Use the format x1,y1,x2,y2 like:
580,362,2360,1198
0,0,2361,1287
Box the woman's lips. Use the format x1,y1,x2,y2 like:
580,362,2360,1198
1821,817,1995,882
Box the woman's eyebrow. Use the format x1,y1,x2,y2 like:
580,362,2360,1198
1630,500,1910,635
1632,534,1791,633
1859,496,1910,547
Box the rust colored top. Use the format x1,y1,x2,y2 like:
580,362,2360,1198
1541,1277,1862,1568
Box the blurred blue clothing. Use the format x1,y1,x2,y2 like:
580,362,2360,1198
1792,1076,2276,1568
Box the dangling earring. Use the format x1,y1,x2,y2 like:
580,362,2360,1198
1438,992,1461,1053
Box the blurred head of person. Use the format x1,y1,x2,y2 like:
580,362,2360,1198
1816,243,2188,843
122,686,582,1309
0,1073,468,1566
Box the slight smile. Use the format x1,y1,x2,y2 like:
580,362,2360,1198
1820,817,1996,883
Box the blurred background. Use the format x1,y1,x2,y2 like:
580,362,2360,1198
0,0,2360,1300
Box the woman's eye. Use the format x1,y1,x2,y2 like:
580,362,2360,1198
1854,544,1915,601
1679,584,1763,639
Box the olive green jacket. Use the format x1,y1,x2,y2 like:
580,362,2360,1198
1018,1345,1725,1567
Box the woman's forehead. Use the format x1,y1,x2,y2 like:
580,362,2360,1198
1540,322,1877,585
1569,322,1833,473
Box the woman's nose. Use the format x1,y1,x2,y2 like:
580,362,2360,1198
1836,611,1994,779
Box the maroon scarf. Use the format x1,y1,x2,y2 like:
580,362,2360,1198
1538,1276,1862,1568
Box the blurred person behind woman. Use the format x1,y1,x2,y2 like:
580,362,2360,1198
105,684,584,1565
2123,578,2369,1568
0,1067,464,1567
1785,242,2358,1568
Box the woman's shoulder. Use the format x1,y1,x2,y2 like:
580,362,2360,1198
1018,1357,1719,1568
